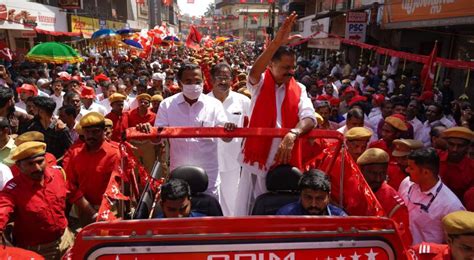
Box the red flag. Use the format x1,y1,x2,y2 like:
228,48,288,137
0,41,12,61
96,142,149,222
317,145,385,217
252,15,259,22
420,41,438,91
240,0,246,2
187,0,194,3
186,25,202,50
162,0,172,6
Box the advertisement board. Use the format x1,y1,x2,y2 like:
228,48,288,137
58,0,81,10
345,12,368,42
71,15,100,38
0,1,67,32
299,16,329,39
383,0,474,28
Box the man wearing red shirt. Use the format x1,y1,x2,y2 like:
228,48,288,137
369,114,407,160
127,93,157,172
438,127,474,210
63,112,121,226
387,139,423,190
0,141,74,258
357,148,412,246
9,131,57,178
127,93,156,127
412,211,474,260
105,93,129,142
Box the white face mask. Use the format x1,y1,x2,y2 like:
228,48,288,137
182,84,203,100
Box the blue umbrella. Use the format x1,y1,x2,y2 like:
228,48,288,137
116,29,136,35
91,29,117,40
163,35,180,42
122,39,143,49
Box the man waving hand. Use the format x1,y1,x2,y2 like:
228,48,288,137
236,13,316,215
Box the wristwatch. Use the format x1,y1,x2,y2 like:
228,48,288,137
289,128,302,137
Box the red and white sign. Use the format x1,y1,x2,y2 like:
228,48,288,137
345,12,368,42
93,242,393,259
0,1,67,32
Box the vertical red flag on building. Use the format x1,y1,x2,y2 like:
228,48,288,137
186,25,202,50
421,41,438,91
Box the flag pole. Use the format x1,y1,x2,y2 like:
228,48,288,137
423,40,437,90
339,144,345,208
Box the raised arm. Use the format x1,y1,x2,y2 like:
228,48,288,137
248,12,300,85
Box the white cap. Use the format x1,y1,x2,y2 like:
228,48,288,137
37,78,50,87
57,71,71,78
150,61,161,69
152,72,165,81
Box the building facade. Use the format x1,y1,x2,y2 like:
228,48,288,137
289,0,474,99
216,0,278,42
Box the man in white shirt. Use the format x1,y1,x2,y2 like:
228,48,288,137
235,14,316,216
367,94,384,133
399,148,465,245
386,56,399,76
420,104,455,147
208,63,251,216
406,99,423,140
81,86,107,115
139,63,233,199
101,84,131,114
50,79,64,116
16,84,37,112
0,162,12,190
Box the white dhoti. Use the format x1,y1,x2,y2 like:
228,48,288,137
234,169,267,216
218,168,241,216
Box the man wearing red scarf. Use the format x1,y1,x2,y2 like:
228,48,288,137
235,13,316,216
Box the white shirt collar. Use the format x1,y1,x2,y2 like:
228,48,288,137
423,178,442,196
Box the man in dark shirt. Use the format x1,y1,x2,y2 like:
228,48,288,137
277,169,347,216
157,178,205,218
21,96,72,159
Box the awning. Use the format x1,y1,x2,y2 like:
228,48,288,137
34,28,82,37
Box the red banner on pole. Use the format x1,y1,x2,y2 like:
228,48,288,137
421,42,438,91
186,25,202,50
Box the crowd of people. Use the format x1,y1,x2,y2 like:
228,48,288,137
0,12,471,259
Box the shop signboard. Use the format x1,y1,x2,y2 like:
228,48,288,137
58,0,81,10
308,38,341,50
0,1,67,32
71,15,100,38
345,12,367,42
106,20,126,30
383,0,474,28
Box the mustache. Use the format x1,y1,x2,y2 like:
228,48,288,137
30,171,44,177
285,73,295,77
